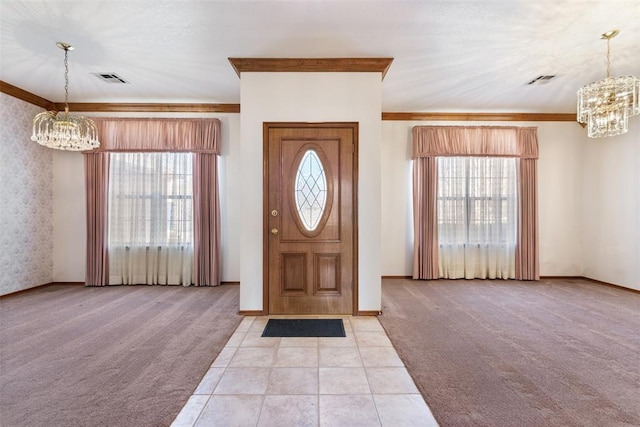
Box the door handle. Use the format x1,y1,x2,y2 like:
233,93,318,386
271,228,279,235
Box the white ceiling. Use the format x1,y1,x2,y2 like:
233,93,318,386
1,0,639,113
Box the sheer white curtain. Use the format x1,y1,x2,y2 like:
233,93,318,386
437,156,517,279
108,152,194,285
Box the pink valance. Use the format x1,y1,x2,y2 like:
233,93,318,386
412,126,538,159
92,118,220,154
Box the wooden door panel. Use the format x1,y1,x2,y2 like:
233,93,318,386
281,253,307,295
314,253,341,295
265,123,357,315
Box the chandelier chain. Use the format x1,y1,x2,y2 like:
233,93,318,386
63,47,70,110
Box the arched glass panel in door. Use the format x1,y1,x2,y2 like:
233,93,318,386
294,149,327,231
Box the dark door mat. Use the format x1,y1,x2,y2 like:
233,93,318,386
262,319,346,337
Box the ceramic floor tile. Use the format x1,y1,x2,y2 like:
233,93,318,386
373,394,439,427
194,395,263,427
257,395,318,427
319,367,370,394
366,367,419,394
240,332,281,348
213,367,271,394
349,317,385,332
359,347,405,367
235,316,255,332
248,316,270,332
210,347,237,367
337,316,353,331
229,347,277,367
193,367,225,394
172,315,437,427
274,346,319,367
279,337,319,347
354,331,393,347
267,368,318,394
319,394,381,427
170,395,210,427
319,333,357,348
319,346,363,367
224,329,247,347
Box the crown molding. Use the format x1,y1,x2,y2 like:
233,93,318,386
382,112,577,122
0,80,54,110
228,57,394,80
3,80,579,122
57,103,240,113
0,81,240,113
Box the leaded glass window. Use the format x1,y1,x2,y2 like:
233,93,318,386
294,150,327,231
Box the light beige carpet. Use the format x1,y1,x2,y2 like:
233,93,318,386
0,284,242,427
379,278,640,427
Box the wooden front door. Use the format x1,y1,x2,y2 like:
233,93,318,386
264,123,357,314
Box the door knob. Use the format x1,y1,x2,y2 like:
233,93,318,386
271,228,279,235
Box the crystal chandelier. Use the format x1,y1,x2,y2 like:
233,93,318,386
31,42,99,150
577,30,640,138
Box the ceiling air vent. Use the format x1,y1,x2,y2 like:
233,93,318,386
92,73,129,84
527,75,556,85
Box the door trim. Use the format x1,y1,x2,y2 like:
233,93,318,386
263,122,359,315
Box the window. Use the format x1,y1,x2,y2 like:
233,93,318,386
108,152,193,247
84,117,222,287
107,152,194,285
437,156,518,279
411,125,538,281
437,157,517,245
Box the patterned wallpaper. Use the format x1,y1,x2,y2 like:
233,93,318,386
0,93,53,295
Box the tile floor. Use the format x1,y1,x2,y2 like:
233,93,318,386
171,316,439,427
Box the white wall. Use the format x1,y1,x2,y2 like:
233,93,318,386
536,122,585,275
380,120,586,278
582,129,640,290
52,151,86,281
239,72,382,312
380,121,414,275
